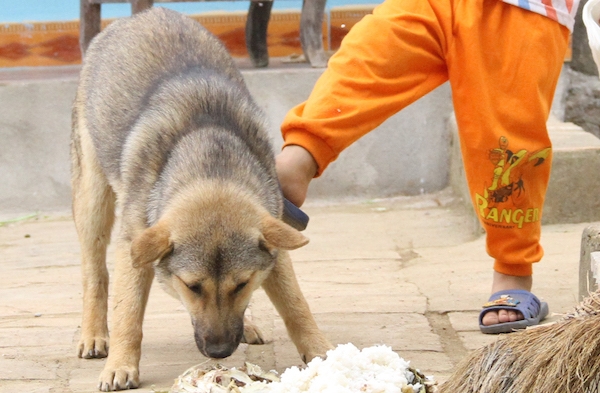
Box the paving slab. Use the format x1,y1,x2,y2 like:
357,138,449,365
0,189,591,392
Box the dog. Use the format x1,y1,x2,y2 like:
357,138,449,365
71,7,332,391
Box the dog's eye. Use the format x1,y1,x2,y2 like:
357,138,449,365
234,282,247,294
187,283,202,295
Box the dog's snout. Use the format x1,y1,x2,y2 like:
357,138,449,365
194,329,241,359
205,342,237,359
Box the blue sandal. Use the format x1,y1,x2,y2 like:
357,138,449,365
282,198,309,231
479,289,549,334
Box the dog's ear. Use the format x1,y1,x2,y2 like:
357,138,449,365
131,223,173,268
261,214,309,250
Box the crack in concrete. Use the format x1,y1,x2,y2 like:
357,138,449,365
425,311,469,367
403,269,467,368
398,249,421,265
395,241,422,270
413,272,469,366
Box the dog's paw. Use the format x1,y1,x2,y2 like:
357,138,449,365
299,336,334,364
241,322,265,345
98,364,139,391
78,336,109,359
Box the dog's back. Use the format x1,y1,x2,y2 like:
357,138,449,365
74,7,280,223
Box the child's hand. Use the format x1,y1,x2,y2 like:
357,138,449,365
275,145,318,207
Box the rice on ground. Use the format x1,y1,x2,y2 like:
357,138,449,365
172,343,436,393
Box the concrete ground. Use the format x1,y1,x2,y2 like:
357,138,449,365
0,188,592,392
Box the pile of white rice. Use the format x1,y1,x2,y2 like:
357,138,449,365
171,343,437,393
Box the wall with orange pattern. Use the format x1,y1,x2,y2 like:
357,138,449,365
0,6,375,68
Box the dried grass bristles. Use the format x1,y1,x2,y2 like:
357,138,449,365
439,290,600,393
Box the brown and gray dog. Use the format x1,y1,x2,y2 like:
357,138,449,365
71,7,332,391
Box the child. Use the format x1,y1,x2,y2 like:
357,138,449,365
276,0,579,333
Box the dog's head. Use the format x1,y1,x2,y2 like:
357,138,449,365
129,187,307,359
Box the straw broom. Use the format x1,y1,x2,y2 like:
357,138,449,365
439,291,600,393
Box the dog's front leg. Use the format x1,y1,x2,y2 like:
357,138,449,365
72,121,116,360
98,238,154,392
261,251,333,363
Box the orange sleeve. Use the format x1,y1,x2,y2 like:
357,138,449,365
280,0,448,176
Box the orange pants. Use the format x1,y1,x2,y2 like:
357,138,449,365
281,0,570,276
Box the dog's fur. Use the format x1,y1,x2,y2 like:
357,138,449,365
71,8,332,391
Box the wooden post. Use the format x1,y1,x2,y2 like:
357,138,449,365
79,0,102,56
132,0,154,14
300,0,327,67
78,0,329,68
246,0,273,68
579,225,600,300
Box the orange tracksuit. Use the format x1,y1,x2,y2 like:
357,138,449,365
281,0,571,276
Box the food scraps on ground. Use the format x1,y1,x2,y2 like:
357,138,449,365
170,343,437,393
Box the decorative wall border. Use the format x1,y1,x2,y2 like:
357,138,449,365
0,6,571,68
